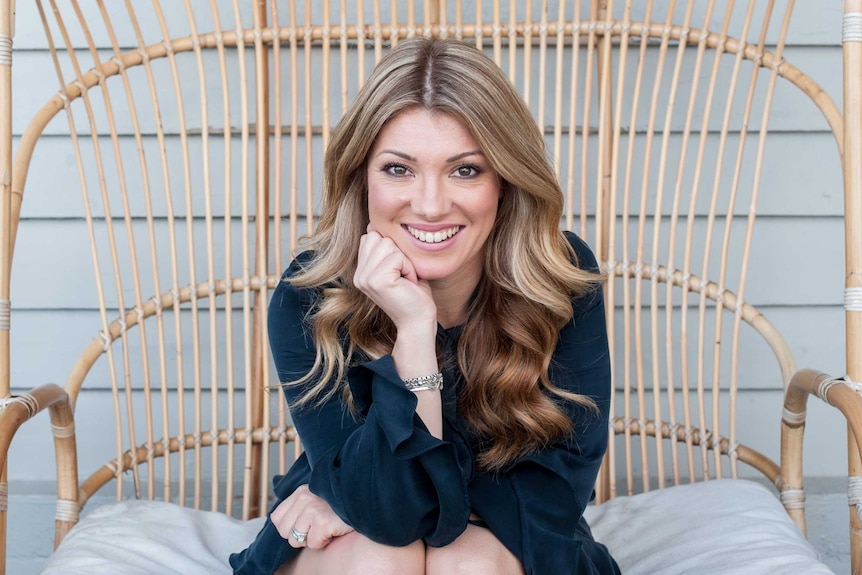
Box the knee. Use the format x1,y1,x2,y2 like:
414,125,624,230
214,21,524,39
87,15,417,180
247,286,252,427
334,534,425,575
424,550,496,575
425,526,523,575
348,549,424,575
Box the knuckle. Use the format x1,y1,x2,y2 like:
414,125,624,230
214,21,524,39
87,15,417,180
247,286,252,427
307,539,324,550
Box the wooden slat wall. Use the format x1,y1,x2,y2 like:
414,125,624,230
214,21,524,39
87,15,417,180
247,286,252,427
6,0,849,490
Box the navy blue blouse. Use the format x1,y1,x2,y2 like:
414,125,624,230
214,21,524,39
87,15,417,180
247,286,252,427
230,232,620,574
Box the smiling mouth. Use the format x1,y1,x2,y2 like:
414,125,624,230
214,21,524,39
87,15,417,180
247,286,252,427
405,225,461,244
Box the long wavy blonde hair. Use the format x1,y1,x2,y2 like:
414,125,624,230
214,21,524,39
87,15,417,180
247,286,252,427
288,38,602,472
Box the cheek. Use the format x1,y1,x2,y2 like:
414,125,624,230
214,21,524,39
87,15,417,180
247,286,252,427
476,191,501,228
366,177,381,216
366,183,396,224
366,187,378,221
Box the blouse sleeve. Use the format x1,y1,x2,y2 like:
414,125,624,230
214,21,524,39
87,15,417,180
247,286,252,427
266,254,473,548
468,232,620,575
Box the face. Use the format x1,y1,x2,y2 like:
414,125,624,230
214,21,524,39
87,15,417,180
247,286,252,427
366,107,501,289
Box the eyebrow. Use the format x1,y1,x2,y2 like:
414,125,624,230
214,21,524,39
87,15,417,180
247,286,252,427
375,149,485,163
446,150,485,163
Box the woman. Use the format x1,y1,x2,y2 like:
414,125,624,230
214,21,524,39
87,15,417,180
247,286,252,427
230,37,619,575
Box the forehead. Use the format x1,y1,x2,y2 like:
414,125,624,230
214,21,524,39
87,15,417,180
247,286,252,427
371,108,479,153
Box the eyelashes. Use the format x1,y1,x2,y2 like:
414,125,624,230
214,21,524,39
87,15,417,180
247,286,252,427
452,164,485,178
381,162,410,177
379,162,486,179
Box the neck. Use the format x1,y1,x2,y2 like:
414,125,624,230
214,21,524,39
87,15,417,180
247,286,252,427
429,269,482,329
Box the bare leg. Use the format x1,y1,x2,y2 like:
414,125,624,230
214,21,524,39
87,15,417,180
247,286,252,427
276,531,425,575
425,524,524,575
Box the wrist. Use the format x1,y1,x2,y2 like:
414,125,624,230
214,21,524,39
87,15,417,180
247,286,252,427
391,323,438,381
403,372,444,392
392,321,437,356
394,316,437,339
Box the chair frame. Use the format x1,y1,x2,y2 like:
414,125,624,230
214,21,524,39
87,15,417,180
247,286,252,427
0,1,861,573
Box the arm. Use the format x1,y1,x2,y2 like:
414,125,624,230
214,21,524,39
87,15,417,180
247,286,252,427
352,228,443,439
268,255,471,547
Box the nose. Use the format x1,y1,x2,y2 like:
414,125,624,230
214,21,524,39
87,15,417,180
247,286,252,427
412,175,450,220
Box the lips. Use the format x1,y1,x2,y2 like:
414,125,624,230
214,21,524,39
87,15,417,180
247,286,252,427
405,225,461,244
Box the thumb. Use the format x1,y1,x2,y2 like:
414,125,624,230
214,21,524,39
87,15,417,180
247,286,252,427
399,253,420,284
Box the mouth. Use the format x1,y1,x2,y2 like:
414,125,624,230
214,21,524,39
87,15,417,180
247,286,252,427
405,225,461,244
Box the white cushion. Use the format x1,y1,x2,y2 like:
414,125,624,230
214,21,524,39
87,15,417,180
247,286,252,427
583,479,833,574
42,479,831,574
41,500,265,575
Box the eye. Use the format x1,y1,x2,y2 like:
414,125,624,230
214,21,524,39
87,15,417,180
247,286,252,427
453,164,483,178
382,163,410,177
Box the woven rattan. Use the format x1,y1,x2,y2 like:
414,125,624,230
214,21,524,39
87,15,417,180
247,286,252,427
0,1,861,573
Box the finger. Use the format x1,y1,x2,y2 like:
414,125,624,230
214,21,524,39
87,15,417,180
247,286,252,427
364,236,406,273
287,527,308,549
286,521,311,549
270,498,297,540
304,516,352,550
305,526,331,550
283,503,312,549
355,236,402,288
355,230,390,271
273,511,303,543
398,252,419,284
376,250,416,285
271,490,308,542
359,227,381,249
358,250,412,293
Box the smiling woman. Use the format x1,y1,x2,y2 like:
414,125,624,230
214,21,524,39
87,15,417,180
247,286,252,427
366,108,501,308
229,38,617,575
3,1,858,574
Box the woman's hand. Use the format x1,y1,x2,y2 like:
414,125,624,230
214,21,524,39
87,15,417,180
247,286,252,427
270,484,355,549
354,225,436,330
355,225,443,438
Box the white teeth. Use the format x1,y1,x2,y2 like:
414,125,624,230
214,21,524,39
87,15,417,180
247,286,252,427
406,225,460,244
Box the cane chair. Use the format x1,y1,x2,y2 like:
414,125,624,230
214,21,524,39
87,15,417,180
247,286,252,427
0,0,860,573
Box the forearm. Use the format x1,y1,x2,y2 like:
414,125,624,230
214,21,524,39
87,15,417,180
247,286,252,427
308,404,471,546
391,321,443,438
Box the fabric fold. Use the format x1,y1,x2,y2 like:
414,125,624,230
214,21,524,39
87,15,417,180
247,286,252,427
348,356,452,459
231,231,620,574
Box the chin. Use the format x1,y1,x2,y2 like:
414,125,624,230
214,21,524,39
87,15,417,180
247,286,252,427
412,262,457,282
414,269,451,282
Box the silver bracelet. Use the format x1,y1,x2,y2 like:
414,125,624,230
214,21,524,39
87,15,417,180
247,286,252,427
403,372,443,392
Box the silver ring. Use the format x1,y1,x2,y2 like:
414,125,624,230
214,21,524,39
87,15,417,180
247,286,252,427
290,526,308,544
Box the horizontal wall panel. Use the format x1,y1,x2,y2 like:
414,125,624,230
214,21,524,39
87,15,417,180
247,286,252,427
607,304,845,396
10,216,843,310
6,385,847,482
5,389,296,503
607,387,847,490
601,215,843,308
13,1,844,51
11,217,312,310
10,304,845,396
9,216,843,310
17,133,325,222
15,130,843,221
7,0,851,495
11,43,842,137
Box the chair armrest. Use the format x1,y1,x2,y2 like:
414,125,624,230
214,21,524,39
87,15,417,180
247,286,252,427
780,369,862,557
0,384,80,547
